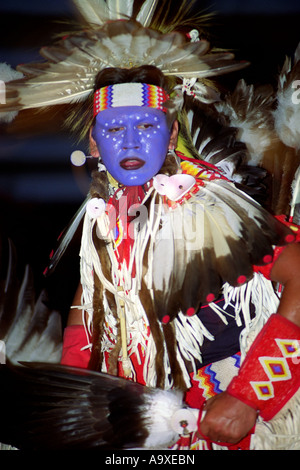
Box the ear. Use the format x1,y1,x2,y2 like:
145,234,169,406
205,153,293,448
168,120,179,150
89,127,100,159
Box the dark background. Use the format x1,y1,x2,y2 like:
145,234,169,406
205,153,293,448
0,0,299,320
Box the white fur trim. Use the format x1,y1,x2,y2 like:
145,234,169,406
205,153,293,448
251,388,300,450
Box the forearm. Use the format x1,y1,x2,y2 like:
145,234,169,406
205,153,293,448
61,284,91,368
66,284,85,326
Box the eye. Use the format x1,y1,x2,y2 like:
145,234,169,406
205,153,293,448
137,123,153,130
108,126,125,133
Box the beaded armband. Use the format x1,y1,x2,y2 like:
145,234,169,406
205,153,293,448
227,314,300,420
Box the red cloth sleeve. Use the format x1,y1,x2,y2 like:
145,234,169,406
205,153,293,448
60,325,91,369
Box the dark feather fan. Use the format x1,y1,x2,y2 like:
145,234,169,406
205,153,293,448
0,361,189,450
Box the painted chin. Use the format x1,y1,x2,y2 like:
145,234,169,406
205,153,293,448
120,158,145,170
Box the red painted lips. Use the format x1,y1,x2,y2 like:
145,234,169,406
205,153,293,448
120,158,145,170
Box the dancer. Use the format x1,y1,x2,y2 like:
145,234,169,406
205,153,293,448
0,0,299,450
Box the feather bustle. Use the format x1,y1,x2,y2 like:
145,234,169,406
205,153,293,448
150,178,293,323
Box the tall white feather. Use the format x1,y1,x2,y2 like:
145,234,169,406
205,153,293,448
136,0,159,26
73,0,158,26
72,0,132,26
46,196,90,275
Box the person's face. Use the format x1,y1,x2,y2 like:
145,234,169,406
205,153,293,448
91,106,177,186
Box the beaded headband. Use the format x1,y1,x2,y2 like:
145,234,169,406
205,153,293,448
93,83,169,117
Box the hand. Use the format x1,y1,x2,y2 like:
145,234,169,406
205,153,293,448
198,392,258,444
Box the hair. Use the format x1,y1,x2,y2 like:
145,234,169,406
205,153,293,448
65,65,176,142
93,64,171,91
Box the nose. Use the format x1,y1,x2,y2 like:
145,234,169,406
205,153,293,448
122,126,140,150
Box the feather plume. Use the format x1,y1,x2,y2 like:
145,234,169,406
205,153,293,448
0,362,190,450
215,79,277,166
213,68,300,215
273,42,300,150
270,43,300,214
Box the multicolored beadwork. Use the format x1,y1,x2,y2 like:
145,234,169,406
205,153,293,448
93,83,169,116
227,314,300,420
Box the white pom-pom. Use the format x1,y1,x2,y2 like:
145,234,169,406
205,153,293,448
86,198,106,219
70,150,87,166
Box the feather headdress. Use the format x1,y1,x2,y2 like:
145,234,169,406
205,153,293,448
0,0,248,140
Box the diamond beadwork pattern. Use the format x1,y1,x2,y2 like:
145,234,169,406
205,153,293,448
276,339,300,358
259,356,291,382
250,381,274,400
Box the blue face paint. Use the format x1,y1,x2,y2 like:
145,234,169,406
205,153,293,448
92,106,171,186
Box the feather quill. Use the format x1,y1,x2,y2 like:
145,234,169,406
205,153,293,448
45,195,90,276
